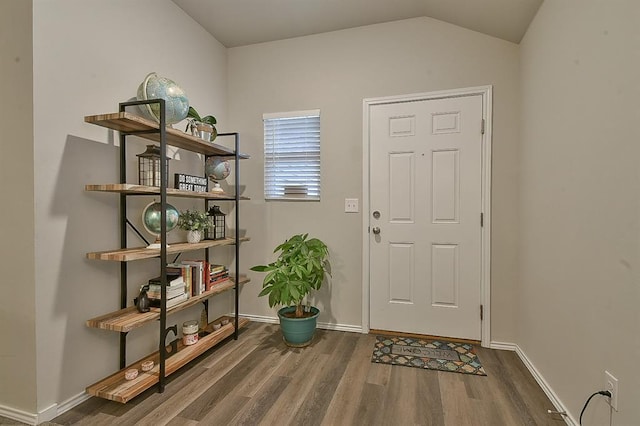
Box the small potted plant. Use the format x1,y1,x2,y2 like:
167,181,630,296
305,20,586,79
250,233,330,347
185,106,217,142
177,209,211,243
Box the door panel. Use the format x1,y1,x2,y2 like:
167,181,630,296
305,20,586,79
432,150,459,223
369,95,483,340
389,242,414,303
431,243,458,307
389,152,414,222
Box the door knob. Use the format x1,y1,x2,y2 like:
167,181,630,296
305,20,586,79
372,226,381,235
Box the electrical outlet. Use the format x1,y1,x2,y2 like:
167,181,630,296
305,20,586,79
345,198,359,213
605,371,619,411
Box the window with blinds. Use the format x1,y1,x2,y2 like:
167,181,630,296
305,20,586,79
263,110,321,201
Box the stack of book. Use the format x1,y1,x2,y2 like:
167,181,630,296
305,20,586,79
208,264,230,291
182,260,207,296
147,274,188,309
167,260,206,297
166,260,229,296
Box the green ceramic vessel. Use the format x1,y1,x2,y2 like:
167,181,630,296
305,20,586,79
277,306,320,347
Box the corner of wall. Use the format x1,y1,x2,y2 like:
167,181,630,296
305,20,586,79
0,0,37,415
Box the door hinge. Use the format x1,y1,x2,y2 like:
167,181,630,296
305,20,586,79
480,213,484,227
481,119,485,135
480,305,484,321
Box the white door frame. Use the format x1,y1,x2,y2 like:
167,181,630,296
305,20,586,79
362,86,493,347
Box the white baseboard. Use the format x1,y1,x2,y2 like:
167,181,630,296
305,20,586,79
317,321,363,334
0,404,37,425
239,314,363,334
0,391,90,426
490,340,576,426
238,313,279,324
37,403,58,423
488,340,517,351
54,391,91,420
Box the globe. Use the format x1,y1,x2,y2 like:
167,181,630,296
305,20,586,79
136,72,189,125
142,201,179,238
205,157,231,181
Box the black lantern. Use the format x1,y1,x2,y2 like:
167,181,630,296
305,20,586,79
206,205,226,240
137,144,169,187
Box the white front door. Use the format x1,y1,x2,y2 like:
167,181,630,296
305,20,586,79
368,94,484,340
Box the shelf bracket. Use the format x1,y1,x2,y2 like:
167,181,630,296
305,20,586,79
119,332,128,369
161,325,178,360
126,218,149,246
159,323,178,393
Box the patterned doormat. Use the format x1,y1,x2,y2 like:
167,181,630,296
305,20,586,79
371,336,487,376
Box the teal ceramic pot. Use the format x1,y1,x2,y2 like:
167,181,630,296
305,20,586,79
277,306,320,347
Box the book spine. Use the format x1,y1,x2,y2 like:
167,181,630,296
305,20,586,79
149,293,188,311
209,271,229,281
202,260,208,295
207,276,230,291
192,265,201,296
147,291,185,300
168,265,192,299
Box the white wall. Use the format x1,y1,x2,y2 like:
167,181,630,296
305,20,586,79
32,0,229,414
229,17,521,341
0,0,36,415
519,0,640,424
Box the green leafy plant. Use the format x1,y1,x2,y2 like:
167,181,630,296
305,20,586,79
185,106,217,141
250,233,330,318
177,209,210,231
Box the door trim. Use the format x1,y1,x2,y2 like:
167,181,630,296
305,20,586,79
362,86,493,347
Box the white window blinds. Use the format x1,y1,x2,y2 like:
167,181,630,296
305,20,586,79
263,110,321,201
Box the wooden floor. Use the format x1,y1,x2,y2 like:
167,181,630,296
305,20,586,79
16,323,567,425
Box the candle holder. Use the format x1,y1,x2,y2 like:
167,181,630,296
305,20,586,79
206,205,226,240
137,144,169,187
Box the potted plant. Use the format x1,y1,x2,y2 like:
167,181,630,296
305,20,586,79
177,209,210,243
250,233,330,347
185,106,217,142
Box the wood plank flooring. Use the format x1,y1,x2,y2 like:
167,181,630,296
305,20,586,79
9,323,566,425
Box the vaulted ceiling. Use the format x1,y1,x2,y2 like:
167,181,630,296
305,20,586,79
172,0,543,48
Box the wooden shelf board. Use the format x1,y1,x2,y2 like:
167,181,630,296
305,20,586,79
86,276,250,332
85,184,249,200
86,316,249,403
84,112,249,158
86,237,250,262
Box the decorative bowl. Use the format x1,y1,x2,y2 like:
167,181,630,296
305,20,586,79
141,360,154,372
125,368,138,381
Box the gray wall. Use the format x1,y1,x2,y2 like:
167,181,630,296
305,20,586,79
0,0,36,415
229,17,521,342
10,2,639,424
519,0,640,424
30,0,230,415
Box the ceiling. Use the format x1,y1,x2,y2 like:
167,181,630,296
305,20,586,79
172,0,543,48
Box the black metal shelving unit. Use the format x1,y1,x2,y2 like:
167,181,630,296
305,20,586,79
83,99,248,402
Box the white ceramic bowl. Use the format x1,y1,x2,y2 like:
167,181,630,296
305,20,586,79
125,368,138,381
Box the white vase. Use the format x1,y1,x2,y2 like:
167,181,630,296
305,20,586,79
187,230,202,243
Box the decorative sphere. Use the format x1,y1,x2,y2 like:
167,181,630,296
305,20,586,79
142,202,179,236
205,157,231,181
136,72,189,125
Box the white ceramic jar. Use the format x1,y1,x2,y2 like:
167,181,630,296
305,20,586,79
182,320,199,346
